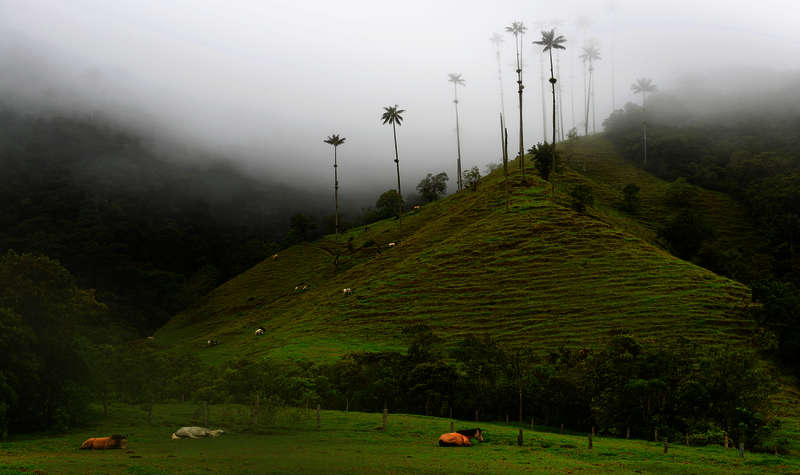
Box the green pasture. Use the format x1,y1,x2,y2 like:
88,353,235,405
2,403,798,474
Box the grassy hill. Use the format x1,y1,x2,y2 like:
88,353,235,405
155,136,758,364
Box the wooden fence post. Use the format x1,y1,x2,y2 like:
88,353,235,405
626,427,630,439
382,404,387,431
560,423,564,434
588,433,593,449
724,434,729,449
738,441,744,458
592,426,596,437
517,429,523,446
664,438,668,454
203,400,208,427
316,404,321,430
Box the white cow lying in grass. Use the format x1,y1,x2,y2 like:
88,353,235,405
342,288,352,296
388,242,396,247
171,427,225,439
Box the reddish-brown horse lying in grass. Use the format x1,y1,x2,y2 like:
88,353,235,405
438,428,483,447
79,434,127,450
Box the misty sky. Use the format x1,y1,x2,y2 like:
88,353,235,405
2,0,799,196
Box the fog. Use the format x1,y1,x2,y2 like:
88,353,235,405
2,0,799,196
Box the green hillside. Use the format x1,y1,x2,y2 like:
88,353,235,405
156,136,757,363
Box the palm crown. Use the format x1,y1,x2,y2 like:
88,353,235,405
504,21,527,37
323,134,346,147
631,78,657,94
534,29,567,52
489,33,504,46
580,44,601,63
381,105,405,126
448,73,465,86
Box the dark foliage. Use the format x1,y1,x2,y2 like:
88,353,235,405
568,184,594,213
416,172,449,202
0,107,330,332
658,210,714,260
622,183,640,213
530,142,555,181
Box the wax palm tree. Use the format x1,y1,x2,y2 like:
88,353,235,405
448,73,466,192
580,44,601,135
323,134,346,235
534,29,567,176
489,33,506,122
381,105,406,197
631,78,657,165
505,21,527,181
490,33,508,169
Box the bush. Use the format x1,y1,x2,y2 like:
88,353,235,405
658,210,714,259
416,172,448,202
622,183,641,213
530,142,555,181
376,190,404,219
463,167,481,192
569,185,594,212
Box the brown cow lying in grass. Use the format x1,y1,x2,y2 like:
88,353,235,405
171,426,225,439
438,428,483,447
80,434,127,450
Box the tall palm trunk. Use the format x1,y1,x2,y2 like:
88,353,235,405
501,114,509,211
333,146,339,235
495,47,506,124
585,63,592,136
454,83,463,192
516,64,525,178
540,53,548,143
642,91,648,165
583,59,588,135
549,48,557,165
592,69,597,134
392,122,401,197
556,53,565,141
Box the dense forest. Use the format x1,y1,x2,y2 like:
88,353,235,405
0,105,342,333
603,88,800,374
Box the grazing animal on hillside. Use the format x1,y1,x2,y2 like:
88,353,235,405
294,284,309,291
80,434,128,450
438,428,483,447
207,339,218,346
342,288,352,296
255,327,265,336
146,336,154,340
272,253,279,260
387,242,396,247
171,427,225,439
413,205,421,210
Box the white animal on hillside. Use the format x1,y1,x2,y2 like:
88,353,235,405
272,253,279,260
171,427,225,440
388,242,396,247
342,288,352,295
413,205,421,210
255,328,265,336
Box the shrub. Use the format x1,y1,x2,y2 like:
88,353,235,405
569,184,594,212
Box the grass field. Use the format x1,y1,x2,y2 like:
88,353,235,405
2,403,798,474
155,136,756,364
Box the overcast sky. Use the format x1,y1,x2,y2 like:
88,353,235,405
1,0,799,194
